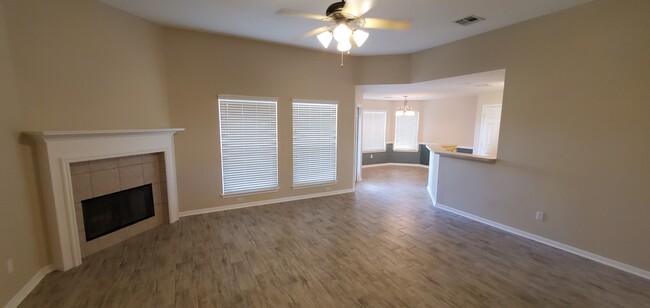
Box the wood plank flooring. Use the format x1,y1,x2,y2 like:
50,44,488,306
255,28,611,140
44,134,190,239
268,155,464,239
21,165,650,307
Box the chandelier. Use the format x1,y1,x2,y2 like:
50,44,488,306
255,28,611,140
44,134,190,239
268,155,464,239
395,96,415,116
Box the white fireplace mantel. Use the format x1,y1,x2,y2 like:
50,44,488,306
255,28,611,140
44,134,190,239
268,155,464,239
27,129,184,271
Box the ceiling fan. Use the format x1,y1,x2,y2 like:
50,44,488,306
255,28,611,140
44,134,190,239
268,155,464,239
277,0,411,54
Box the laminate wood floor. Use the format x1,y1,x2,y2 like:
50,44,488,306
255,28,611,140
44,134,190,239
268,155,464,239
21,166,650,307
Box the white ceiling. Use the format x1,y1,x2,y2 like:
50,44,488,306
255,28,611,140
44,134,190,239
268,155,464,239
361,69,506,101
99,0,591,56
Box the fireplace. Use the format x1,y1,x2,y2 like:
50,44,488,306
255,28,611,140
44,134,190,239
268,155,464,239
27,129,183,271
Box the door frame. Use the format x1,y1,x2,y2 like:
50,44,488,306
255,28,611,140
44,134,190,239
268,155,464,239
355,104,363,182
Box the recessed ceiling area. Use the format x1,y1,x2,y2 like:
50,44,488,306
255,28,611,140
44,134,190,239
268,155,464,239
98,0,591,56
361,69,506,101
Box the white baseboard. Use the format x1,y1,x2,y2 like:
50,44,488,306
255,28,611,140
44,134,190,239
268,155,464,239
426,186,436,204
434,203,650,280
362,163,428,169
4,264,54,308
179,188,355,217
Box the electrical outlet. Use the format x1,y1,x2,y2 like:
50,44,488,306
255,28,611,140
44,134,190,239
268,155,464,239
535,211,545,221
370,154,374,158
7,259,14,274
236,197,244,203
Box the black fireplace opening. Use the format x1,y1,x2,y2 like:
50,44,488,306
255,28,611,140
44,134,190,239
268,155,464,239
82,184,155,241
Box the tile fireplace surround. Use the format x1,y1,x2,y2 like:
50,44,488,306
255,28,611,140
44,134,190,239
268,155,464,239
70,153,168,257
27,129,184,271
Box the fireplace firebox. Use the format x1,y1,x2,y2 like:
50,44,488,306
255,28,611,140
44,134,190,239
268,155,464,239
82,184,155,241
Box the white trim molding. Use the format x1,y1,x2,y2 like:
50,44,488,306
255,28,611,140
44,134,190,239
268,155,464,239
427,152,440,204
426,186,436,205
434,203,650,280
26,129,184,271
4,265,54,308
180,188,355,217
362,163,428,169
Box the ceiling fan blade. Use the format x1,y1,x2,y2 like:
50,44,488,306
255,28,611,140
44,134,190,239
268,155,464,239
342,0,375,17
302,26,330,39
363,18,411,30
276,8,327,21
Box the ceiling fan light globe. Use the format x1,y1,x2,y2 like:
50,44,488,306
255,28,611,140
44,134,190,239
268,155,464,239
352,29,369,47
337,40,352,52
333,23,352,42
317,31,333,48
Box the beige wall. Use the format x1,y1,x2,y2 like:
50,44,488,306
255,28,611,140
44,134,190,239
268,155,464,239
163,28,357,212
354,55,411,85
1,0,170,305
362,97,477,146
0,2,48,304
5,0,170,130
472,90,504,151
420,96,477,146
416,0,650,270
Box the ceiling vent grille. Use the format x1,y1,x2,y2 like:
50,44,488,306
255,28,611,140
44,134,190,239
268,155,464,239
455,15,485,26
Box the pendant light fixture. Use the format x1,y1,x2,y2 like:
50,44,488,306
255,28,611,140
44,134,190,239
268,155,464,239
396,96,415,116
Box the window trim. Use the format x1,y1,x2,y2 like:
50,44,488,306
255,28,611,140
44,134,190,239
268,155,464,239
218,94,279,197
362,110,387,153
393,111,420,152
291,99,338,189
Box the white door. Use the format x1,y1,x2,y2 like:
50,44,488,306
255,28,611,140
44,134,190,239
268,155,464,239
478,105,502,156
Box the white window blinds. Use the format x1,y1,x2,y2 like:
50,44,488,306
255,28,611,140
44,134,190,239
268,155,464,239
292,101,338,187
394,111,420,151
362,111,386,152
218,95,278,196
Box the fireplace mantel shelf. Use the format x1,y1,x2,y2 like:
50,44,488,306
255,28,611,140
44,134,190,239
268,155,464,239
27,128,185,139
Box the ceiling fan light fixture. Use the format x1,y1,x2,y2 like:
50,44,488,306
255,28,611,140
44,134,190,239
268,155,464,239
317,31,333,48
352,29,369,47
333,23,352,42
337,39,352,52
277,0,412,61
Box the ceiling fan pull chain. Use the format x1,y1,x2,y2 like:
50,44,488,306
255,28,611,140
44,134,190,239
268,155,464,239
340,51,344,68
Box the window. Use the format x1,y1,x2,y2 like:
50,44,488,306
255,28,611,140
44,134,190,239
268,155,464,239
292,100,338,187
362,111,386,152
218,95,278,196
394,111,419,151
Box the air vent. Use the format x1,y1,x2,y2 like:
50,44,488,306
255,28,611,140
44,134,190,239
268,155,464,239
455,15,485,26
